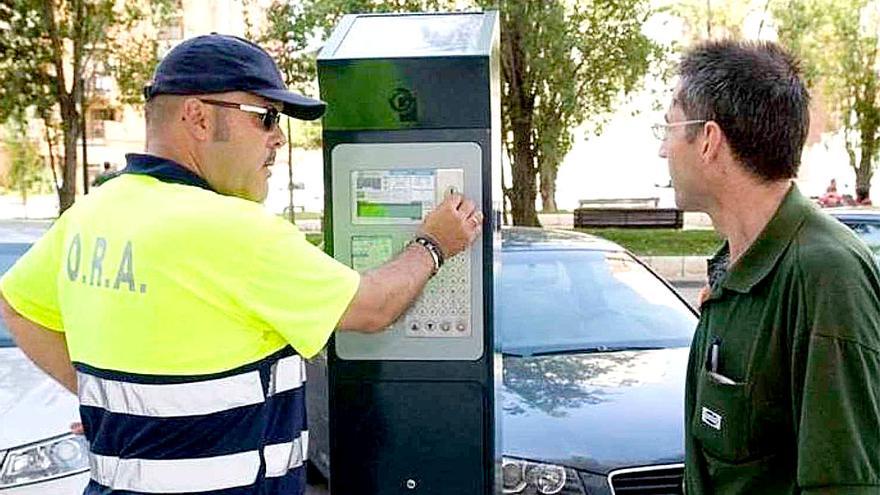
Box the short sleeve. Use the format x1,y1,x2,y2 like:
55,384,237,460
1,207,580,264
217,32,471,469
228,215,360,359
0,217,68,332
794,248,880,491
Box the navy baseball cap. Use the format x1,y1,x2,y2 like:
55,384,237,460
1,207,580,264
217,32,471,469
144,34,326,121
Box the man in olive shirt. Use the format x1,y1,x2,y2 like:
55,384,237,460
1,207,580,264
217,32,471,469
657,40,880,494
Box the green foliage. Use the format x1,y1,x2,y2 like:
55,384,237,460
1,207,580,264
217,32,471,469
289,120,323,150
494,0,662,216
3,122,51,203
0,0,178,212
665,0,764,43
264,0,659,225
776,0,880,196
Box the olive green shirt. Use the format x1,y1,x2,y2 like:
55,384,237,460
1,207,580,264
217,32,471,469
685,184,880,494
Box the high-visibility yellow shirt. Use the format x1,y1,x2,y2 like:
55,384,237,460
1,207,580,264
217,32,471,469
0,154,360,375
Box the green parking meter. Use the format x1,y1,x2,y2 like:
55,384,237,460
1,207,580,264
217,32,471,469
318,11,502,494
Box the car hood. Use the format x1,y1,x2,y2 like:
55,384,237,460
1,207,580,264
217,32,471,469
502,347,688,474
0,347,80,450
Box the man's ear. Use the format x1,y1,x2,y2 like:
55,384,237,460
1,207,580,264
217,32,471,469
701,121,724,163
180,98,211,141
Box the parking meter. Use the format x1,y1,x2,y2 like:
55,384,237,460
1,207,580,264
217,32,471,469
318,11,501,494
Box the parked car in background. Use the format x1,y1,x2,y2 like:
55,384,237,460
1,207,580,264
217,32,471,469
0,242,90,493
828,208,880,262
306,227,698,495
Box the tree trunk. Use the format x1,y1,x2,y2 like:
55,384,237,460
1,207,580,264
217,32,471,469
59,97,79,213
856,144,874,202
510,118,540,226
539,162,558,212
44,120,61,198
41,0,80,214
80,80,89,195
287,118,295,224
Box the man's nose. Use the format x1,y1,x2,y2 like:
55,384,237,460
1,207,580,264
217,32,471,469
658,139,668,159
272,123,287,148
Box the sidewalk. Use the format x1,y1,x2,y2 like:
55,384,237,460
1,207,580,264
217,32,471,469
641,255,708,286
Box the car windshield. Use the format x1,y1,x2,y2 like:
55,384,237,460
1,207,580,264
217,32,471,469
0,244,31,347
839,220,880,260
499,249,698,356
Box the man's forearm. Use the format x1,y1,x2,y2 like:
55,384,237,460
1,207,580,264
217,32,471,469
337,244,435,332
0,295,77,394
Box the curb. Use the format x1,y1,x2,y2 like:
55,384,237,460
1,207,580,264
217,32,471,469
641,255,708,284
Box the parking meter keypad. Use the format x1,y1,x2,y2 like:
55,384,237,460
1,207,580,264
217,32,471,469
404,251,471,338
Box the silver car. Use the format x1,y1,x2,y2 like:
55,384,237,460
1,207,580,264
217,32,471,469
0,242,90,493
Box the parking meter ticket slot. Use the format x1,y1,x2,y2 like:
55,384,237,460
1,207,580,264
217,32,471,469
435,169,464,203
351,236,394,272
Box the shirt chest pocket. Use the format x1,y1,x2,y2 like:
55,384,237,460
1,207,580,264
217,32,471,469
691,369,768,464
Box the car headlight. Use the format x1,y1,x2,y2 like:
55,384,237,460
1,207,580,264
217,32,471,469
0,434,89,488
502,457,586,494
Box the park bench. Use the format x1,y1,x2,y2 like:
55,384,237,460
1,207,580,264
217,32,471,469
573,197,683,229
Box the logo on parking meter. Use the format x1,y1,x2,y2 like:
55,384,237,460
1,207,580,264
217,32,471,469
389,87,418,123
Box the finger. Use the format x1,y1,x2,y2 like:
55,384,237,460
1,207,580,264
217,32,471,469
444,193,463,210
472,211,484,228
458,199,476,217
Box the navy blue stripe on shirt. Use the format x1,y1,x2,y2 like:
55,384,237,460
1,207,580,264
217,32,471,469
122,153,215,191
84,470,307,495
264,467,307,494
82,387,306,459
84,480,268,495
73,346,297,384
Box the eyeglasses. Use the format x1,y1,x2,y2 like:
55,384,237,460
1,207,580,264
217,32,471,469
651,120,707,141
198,99,282,131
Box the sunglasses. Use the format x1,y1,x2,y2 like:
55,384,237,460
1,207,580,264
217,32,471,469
198,98,282,131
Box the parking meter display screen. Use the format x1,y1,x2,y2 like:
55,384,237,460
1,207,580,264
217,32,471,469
334,14,484,58
351,236,394,271
353,170,435,224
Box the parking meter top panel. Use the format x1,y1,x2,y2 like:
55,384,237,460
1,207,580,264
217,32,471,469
326,12,492,60
331,142,484,361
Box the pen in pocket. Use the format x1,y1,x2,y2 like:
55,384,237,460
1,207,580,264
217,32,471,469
708,336,721,373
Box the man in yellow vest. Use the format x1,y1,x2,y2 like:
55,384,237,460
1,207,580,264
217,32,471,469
0,34,483,495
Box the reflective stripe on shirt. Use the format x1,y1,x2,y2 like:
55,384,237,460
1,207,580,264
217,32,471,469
78,370,265,417
264,432,309,478
89,450,261,493
77,347,308,494
79,354,304,417
270,354,306,396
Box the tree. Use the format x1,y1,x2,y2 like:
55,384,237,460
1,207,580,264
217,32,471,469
3,120,49,209
499,0,660,220
0,0,176,214
276,0,658,225
773,0,880,202
667,0,762,42
244,0,340,223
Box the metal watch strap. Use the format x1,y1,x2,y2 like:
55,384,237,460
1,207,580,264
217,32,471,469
411,236,444,274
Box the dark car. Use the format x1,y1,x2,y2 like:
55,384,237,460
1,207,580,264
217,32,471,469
828,208,880,261
306,227,698,495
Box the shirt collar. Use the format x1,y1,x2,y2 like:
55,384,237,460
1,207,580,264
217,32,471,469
122,153,215,192
718,183,811,293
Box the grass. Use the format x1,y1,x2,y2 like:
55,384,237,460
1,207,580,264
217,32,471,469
577,228,723,256
301,227,722,256
277,211,323,221
305,233,323,246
